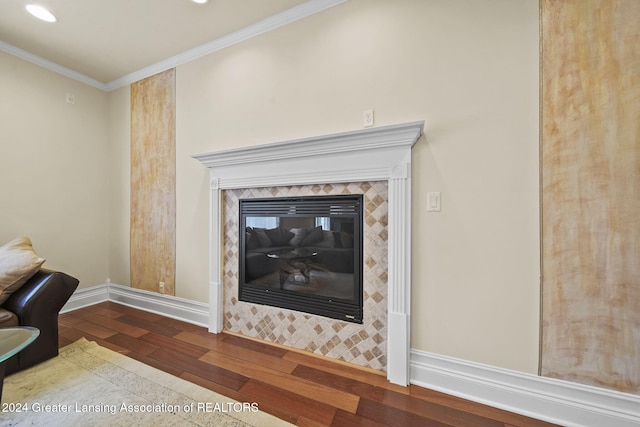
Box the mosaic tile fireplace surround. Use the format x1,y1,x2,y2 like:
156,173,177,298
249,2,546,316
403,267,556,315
194,121,423,385
224,182,388,371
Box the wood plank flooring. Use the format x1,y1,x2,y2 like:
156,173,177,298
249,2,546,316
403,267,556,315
58,302,557,427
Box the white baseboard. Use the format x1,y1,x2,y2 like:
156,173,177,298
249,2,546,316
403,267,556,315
410,349,640,427
63,285,640,426
62,282,209,327
107,283,209,327
61,283,109,313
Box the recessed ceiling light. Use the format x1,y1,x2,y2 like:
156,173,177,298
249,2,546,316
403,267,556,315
26,4,57,22
192,0,208,4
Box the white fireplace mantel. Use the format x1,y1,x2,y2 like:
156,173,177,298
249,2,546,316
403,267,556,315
193,121,424,385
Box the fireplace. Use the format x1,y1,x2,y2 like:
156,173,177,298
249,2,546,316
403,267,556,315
193,121,423,385
239,195,364,323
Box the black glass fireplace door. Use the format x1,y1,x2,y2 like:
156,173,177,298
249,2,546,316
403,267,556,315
239,195,363,323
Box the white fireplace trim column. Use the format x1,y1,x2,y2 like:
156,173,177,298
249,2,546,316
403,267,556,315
193,121,423,385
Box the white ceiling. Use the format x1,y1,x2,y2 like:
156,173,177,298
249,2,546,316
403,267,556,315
0,0,346,91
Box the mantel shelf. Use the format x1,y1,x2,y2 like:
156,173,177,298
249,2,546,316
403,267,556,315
192,121,423,169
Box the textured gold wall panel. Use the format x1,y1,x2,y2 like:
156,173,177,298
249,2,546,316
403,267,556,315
130,69,176,295
541,0,640,393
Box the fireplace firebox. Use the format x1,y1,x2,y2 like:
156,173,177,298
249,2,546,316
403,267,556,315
239,195,363,323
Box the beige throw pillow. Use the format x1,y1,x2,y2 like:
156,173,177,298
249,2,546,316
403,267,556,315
0,237,46,305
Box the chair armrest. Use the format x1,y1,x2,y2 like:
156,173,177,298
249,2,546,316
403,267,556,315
2,269,79,326
1,269,79,374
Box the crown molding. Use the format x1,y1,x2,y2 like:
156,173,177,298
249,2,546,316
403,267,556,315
0,40,109,91
106,0,349,91
0,0,349,92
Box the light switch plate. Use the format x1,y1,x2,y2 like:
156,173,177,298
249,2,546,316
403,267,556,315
427,192,441,212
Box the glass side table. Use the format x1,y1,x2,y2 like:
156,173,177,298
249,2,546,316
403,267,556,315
0,326,40,401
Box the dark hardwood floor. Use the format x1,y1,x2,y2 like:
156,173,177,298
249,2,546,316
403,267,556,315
58,302,556,427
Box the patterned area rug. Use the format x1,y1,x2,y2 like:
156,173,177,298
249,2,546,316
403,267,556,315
2,338,290,426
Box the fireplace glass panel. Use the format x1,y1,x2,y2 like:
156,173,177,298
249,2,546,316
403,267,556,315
239,195,363,323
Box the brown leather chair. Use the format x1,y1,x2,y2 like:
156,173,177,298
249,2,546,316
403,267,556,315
0,269,79,375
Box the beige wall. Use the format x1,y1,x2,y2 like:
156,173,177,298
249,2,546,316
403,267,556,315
0,50,110,288
170,0,541,373
107,86,131,285
2,0,541,375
